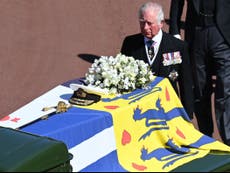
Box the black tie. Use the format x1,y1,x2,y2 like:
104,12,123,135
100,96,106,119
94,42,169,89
147,40,155,60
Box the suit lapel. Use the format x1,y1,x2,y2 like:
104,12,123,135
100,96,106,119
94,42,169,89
151,33,167,75
192,0,200,14
151,32,173,77
138,46,148,63
151,46,162,75
135,34,149,63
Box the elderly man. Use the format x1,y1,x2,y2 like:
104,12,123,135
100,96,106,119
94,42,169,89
121,1,194,119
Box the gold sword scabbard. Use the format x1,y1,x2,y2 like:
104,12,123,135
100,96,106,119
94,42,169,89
41,101,72,119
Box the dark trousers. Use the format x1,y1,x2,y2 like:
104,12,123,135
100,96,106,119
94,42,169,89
192,26,230,145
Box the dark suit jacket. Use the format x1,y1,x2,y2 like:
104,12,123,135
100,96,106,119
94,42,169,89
169,0,230,46
120,32,194,118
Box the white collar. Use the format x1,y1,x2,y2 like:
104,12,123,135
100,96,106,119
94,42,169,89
144,29,163,65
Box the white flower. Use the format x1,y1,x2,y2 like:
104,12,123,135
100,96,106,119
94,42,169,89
85,53,155,94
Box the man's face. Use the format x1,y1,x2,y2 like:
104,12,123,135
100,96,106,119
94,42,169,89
139,10,163,39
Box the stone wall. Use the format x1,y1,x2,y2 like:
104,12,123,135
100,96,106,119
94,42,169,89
0,0,175,116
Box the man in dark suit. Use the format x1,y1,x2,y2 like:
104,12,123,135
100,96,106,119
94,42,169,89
121,1,194,119
169,0,230,145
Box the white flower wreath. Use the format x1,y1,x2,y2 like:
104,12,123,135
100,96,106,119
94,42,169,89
84,53,155,94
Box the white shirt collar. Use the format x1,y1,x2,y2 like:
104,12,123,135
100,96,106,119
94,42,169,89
144,29,163,65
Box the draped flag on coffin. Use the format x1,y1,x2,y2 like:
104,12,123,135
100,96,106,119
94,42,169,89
77,76,230,172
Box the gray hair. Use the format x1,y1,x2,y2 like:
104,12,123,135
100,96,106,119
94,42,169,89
138,2,164,24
